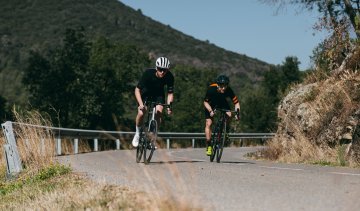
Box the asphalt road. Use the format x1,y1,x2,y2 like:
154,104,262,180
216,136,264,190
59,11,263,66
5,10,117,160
57,147,360,211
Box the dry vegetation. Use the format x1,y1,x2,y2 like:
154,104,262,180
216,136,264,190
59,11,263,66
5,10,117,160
0,110,200,210
258,64,360,167
0,171,199,211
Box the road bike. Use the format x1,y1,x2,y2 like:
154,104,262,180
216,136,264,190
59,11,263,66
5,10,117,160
136,101,172,164
210,108,239,163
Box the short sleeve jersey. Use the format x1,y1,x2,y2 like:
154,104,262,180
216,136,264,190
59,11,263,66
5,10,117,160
204,83,239,109
136,68,174,97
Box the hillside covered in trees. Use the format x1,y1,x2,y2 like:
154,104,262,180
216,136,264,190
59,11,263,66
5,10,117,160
0,0,305,133
0,0,270,106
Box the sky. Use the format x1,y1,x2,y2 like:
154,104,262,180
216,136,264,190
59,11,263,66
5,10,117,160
119,0,328,70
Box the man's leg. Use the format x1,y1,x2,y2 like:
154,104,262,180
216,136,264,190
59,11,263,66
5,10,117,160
205,118,213,156
225,112,232,140
155,105,164,125
132,108,144,147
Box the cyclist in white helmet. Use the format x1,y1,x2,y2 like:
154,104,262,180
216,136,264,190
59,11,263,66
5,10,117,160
132,56,174,147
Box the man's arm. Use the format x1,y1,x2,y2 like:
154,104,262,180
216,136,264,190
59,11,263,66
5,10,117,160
204,101,215,117
135,87,144,108
234,101,240,120
167,93,173,105
166,93,174,114
234,102,240,111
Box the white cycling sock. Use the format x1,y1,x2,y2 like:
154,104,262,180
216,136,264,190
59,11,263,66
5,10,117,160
135,126,141,134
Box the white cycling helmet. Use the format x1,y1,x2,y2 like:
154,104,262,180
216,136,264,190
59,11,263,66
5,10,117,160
156,57,171,69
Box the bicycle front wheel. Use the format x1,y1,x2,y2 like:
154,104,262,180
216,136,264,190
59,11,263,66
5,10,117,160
143,139,155,164
143,120,157,164
209,139,217,162
136,135,144,163
147,119,158,142
216,132,225,163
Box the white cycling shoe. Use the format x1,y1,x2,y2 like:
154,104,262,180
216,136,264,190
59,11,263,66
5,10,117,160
132,133,140,147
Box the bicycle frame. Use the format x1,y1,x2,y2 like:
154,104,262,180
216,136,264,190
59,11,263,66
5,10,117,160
209,108,239,163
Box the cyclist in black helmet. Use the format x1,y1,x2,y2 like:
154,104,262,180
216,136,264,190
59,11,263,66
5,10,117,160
132,57,174,147
203,75,240,156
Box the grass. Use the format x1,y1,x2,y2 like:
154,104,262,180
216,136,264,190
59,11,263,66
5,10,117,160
311,160,333,166
0,164,199,210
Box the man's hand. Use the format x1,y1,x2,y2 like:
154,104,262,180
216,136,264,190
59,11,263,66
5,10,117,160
209,110,215,117
235,109,240,121
167,108,172,115
138,104,146,111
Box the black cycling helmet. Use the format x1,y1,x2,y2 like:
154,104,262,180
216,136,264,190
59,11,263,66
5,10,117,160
216,75,229,85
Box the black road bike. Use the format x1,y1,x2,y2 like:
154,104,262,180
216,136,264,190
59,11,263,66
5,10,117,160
210,108,239,163
136,101,172,164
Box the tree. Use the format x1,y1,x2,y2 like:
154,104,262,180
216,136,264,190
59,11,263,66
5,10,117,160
24,28,90,128
87,37,150,130
263,0,359,37
23,29,150,130
241,88,278,132
241,56,302,132
262,0,360,72
280,56,301,91
161,65,218,133
0,95,7,122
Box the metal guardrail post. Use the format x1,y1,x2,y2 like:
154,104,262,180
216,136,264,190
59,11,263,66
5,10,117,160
166,138,170,149
94,138,98,152
192,138,195,148
56,138,62,155
116,139,120,150
1,121,23,179
74,138,78,154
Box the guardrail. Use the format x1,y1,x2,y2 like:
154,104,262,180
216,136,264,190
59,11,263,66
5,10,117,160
1,121,275,177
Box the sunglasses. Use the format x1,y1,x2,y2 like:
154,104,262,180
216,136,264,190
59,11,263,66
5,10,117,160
218,84,228,89
157,67,169,73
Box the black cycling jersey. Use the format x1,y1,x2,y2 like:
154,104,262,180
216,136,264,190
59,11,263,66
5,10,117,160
204,83,239,118
136,68,174,103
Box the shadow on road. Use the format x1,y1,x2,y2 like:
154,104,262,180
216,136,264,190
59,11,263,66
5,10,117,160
220,161,256,164
146,160,205,165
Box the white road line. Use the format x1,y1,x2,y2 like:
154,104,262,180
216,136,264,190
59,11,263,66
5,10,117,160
329,172,360,176
258,166,304,171
167,150,360,176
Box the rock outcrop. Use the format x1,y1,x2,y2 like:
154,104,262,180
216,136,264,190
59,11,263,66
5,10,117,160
271,70,360,165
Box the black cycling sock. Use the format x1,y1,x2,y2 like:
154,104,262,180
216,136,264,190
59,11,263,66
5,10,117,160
206,140,211,147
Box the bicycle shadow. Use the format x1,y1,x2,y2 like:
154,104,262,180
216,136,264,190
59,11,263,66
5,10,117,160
147,160,205,165
219,161,256,164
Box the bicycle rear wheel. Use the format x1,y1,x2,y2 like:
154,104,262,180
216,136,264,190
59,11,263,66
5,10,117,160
209,139,217,162
143,120,157,164
210,129,219,162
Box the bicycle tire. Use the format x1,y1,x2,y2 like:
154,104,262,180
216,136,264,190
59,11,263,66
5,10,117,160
209,138,216,162
136,135,144,163
143,139,155,164
143,120,157,164
216,131,225,163
210,124,220,162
